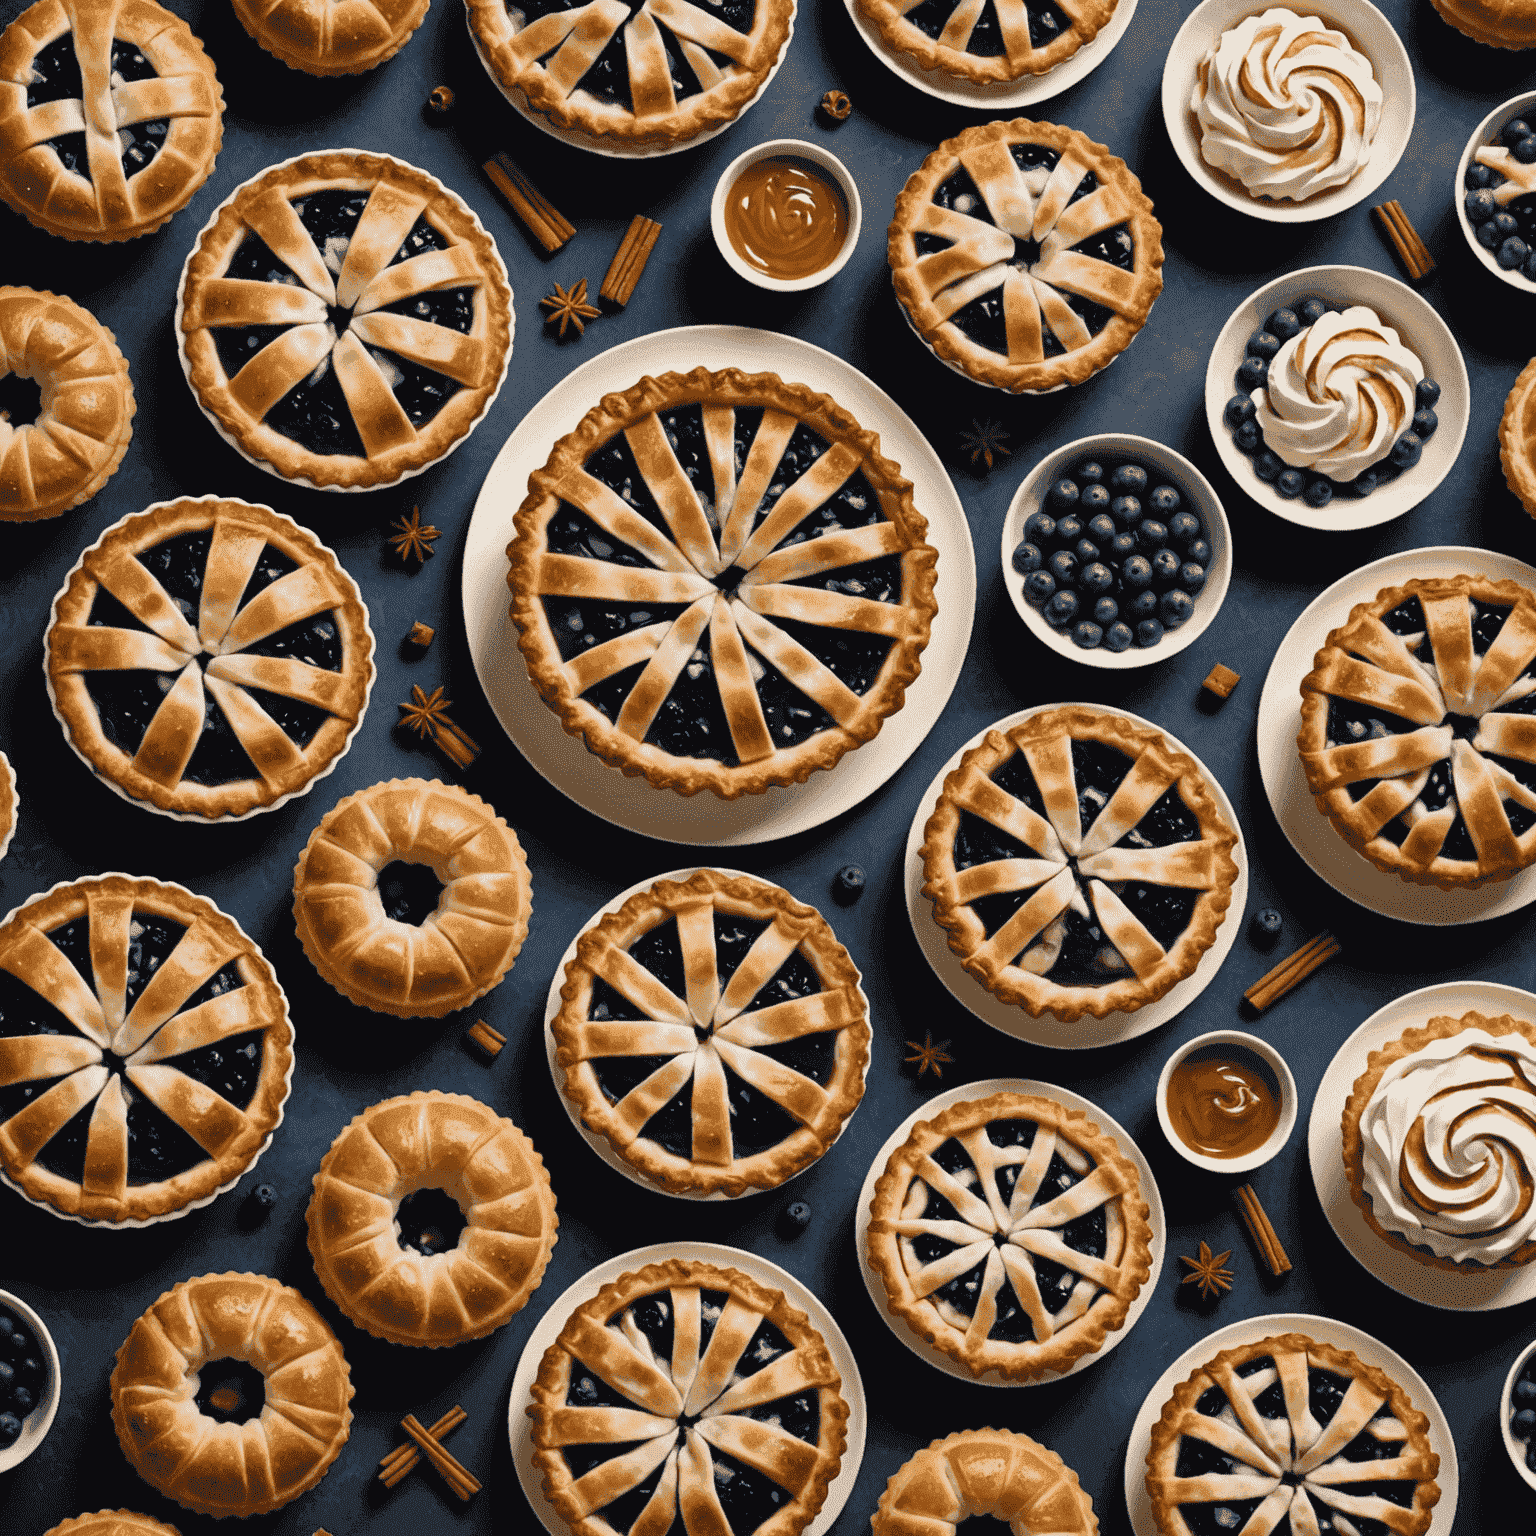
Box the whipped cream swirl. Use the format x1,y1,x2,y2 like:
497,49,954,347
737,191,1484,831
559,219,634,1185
1253,305,1423,482
1192,8,1383,201
1360,1027,1536,1265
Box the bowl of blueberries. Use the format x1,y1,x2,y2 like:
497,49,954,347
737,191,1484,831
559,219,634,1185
0,1289,59,1473
1503,1336,1536,1492
1001,433,1231,665
1458,90,1536,293
1205,264,1468,532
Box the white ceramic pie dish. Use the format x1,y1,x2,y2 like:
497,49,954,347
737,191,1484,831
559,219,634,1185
1204,264,1469,530
0,1289,60,1474
1162,0,1414,223
1155,1029,1297,1174
1455,89,1536,294
1000,432,1231,670
1503,1337,1536,1492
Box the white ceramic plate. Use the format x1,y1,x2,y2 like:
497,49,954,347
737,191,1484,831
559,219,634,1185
463,324,975,846
902,703,1247,1049
1255,543,1536,924
1162,0,1414,223
842,0,1138,109
999,433,1232,670
1454,90,1536,295
542,866,870,1200
1122,1312,1459,1535
1307,978,1536,1310
0,1290,60,1474
506,1241,866,1536
1204,265,1468,530
854,1077,1165,1386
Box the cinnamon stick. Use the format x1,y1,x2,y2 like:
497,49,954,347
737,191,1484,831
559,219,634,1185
483,152,574,254
379,1405,465,1486
1373,200,1435,281
465,1019,505,1059
403,1413,480,1500
600,215,662,306
1234,1184,1292,1277
1244,931,1340,1013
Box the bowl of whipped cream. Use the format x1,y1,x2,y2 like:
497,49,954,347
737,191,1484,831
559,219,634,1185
1162,0,1415,222
1205,264,1469,531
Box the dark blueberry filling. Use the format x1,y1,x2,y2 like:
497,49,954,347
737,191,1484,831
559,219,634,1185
396,1186,466,1254
377,860,444,925
263,360,369,458
293,189,369,252
392,213,450,264
111,41,167,177
586,433,672,538
212,324,293,384
225,233,301,287
196,1359,266,1423
378,285,474,332
771,616,895,694
641,644,740,763
26,34,82,106
0,372,42,429
33,37,167,179
123,915,186,1012
370,346,464,428
242,613,343,670
658,404,715,506
899,0,1073,51
138,530,212,620
164,1025,263,1111
546,505,657,567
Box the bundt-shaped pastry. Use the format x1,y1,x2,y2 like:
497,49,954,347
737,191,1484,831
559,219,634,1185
292,778,531,1017
874,1429,1098,1535
110,1273,352,1517
306,1091,558,1346
45,1514,183,1536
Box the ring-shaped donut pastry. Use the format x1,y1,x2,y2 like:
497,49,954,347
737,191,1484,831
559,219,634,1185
307,1090,559,1347
110,1273,353,1518
45,1514,183,1536
292,778,532,1017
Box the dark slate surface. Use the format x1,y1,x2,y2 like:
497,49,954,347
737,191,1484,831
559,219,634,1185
1,0,1533,1532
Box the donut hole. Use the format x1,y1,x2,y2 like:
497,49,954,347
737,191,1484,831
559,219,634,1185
376,860,445,925
959,1519,1014,1536
395,1185,467,1255
194,1358,267,1424
0,371,42,428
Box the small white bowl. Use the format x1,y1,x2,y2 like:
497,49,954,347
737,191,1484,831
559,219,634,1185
1502,1337,1536,1491
1156,1030,1298,1174
710,138,861,293
1455,91,1536,295
0,1289,61,1474
1000,433,1232,669
1161,0,1415,224
1204,264,1470,531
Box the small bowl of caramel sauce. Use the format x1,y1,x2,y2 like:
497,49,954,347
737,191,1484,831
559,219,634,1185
711,138,862,292
1155,1030,1297,1174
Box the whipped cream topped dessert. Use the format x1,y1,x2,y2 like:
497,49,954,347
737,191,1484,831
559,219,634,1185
1192,8,1382,202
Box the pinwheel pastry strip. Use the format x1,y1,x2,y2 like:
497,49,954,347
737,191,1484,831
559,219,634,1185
554,869,868,1196
1298,574,1536,889
921,706,1238,1021
866,1091,1152,1381
507,367,939,798
529,1258,847,1536
1145,1332,1440,1536
0,874,293,1224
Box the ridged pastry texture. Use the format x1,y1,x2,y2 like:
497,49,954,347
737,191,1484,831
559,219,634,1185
873,1429,1098,1536
0,749,16,863
1500,356,1536,518
230,0,431,75
110,1273,353,1518
292,779,532,1017
307,1090,558,1346
45,1513,183,1536
1429,0,1536,48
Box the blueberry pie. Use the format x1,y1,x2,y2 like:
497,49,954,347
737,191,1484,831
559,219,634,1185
921,706,1239,1020
0,0,223,242
466,0,794,149
1501,357,1536,518
889,119,1164,394
1144,1332,1441,1536
178,151,513,490
0,874,294,1225
231,0,431,75
866,1090,1152,1380
46,496,375,821
307,1091,558,1346
553,869,869,1196
855,0,1118,85
507,367,939,798
1298,574,1536,889
528,1257,848,1536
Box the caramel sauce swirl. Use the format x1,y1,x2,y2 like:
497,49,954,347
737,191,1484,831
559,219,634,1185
1168,1048,1281,1158
724,157,847,280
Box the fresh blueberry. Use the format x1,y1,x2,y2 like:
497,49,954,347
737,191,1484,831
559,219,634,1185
253,1182,278,1209
833,866,865,903
1181,562,1207,593
1104,621,1134,652
1253,449,1284,482
0,1361,12,1390
1518,136,1536,164
1250,908,1283,946
1093,597,1119,625
1465,163,1495,189
783,1200,812,1233
1076,460,1105,484
0,1413,20,1448
1011,541,1042,575
1352,468,1379,497
1416,378,1440,408
1047,549,1078,584
1268,307,1301,340
1071,620,1104,649
1187,538,1212,565
18,1358,39,1383
1056,514,1084,545
1150,485,1183,518
1152,548,1182,583
1465,188,1498,223
1128,589,1159,619
1234,419,1261,453
1123,555,1153,590
1225,393,1257,427
1075,538,1100,565
1526,248,1536,281
1297,296,1329,326
1024,571,1056,606
1390,433,1423,469
1501,117,1533,146
1495,211,1520,238
1303,478,1334,508
1246,329,1281,359
1079,484,1111,517
11,1387,32,1413
1087,512,1117,544
1478,219,1503,251
1044,590,1079,628
1048,478,1080,511
1276,468,1306,498
1136,617,1165,648
1111,532,1138,560
1110,462,1148,494
1168,510,1201,545
1137,519,1169,550
1515,1408,1536,1437
1237,355,1269,390
1081,561,1114,595
1161,590,1195,628
1502,236,1531,269
1023,511,1056,545
1110,494,1143,525
1519,1377,1536,1404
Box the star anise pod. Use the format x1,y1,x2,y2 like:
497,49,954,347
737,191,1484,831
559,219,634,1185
541,278,601,338
958,418,1011,470
1180,1240,1235,1302
388,506,440,564
904,1031,954,1080
398,684,453,740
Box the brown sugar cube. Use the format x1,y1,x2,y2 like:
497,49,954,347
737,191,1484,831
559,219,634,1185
406,621,435,650
1202,664,1241,701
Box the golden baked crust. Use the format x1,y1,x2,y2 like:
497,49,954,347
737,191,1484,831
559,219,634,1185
307,1090,558,1346
553,869,869,1196
46,496,375,820
0,0,223,242
867,1091,1152,1381
873,1429,1098,1536
1429,0,1536,47
1500,357,1536,517
44,1513,182,1536
889,119,1163,394
0,286,134,522
0,874,293,1224
231,0,431,75
528,1258,847,1536
178,150,512,490
856,0,1117,83
507,366,938,799
921,706,1238,1020
0,749,16,863
111,1272,352,1518
1144,1332,1440,1536
1341,1009,1536,1271
292,778,532,1018
466,0,794,149
1298,573,1536,889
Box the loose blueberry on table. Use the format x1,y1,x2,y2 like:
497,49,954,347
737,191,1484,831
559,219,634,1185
0,1305,47,1449
1464,115,1536,282
1225,297,1439,504
1013,455,1209,650
1514,1357,1536,1472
